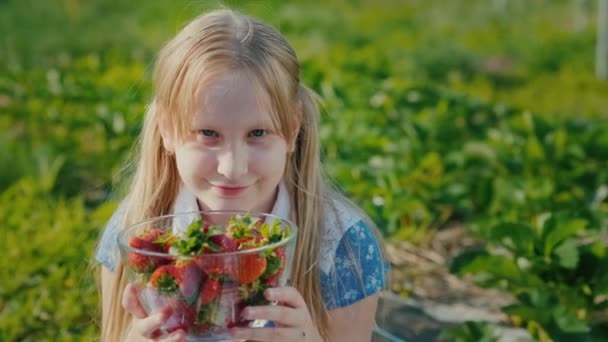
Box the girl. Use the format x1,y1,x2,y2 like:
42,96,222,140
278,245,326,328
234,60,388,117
96,8,388,342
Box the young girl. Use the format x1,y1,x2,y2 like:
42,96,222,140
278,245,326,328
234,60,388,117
96,8,388,342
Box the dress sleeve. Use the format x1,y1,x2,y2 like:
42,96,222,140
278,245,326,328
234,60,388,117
320,219,389,310
95,202,127,272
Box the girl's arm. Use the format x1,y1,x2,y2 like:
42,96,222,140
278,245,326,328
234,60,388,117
327,293,380,342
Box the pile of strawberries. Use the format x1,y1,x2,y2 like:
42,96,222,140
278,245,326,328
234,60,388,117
125,213,290,336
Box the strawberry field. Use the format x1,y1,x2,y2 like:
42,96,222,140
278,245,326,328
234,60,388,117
1,0,607,341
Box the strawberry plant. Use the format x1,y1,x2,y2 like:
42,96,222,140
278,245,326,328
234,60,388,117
451,213,608,340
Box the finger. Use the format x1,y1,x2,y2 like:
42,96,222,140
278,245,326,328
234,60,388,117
264,287,306,309
133,306,173,339
242,305,301,327
122,283,148,319
230,327,307,341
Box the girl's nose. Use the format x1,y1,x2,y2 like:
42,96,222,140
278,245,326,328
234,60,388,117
217,145,248,180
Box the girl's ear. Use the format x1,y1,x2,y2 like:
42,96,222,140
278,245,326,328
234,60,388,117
288,101,302,153
158,111,176,154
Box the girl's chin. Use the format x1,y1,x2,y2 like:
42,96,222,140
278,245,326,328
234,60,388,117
199,200,255,212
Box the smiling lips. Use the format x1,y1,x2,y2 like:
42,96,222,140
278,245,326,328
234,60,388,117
212,185,249,197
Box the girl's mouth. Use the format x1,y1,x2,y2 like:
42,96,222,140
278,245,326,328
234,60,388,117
212,185,249,197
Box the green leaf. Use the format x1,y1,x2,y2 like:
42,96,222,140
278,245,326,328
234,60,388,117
542,215,587,257
552,306,590,333
439,321,498,342
503,304,550,324
554,238,579,269
450,249,489,275
489,222,537,258
452,253,544,287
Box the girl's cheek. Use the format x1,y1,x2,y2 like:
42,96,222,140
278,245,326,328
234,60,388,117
179,148,217,177
250,146,287,170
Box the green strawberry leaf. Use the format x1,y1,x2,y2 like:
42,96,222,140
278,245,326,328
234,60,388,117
262,252,282,277
552,306,590,333
541,215,587,257
554,238,579,269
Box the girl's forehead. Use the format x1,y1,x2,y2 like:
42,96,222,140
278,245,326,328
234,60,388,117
191,71,275,126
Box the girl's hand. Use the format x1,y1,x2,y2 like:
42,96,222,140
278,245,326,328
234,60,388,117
122,283,186,342
229,286,323,342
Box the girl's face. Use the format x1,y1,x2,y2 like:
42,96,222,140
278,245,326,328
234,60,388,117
166,70,293,213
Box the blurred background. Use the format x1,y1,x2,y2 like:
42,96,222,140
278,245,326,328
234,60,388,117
1,0,607,341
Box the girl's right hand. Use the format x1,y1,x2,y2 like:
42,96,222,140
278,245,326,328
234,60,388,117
122,283,187,341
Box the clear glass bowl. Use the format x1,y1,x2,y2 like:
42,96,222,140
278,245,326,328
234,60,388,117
117,210,297,341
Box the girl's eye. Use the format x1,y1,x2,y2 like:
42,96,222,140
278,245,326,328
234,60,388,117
199,129,218,137
249,129,266,137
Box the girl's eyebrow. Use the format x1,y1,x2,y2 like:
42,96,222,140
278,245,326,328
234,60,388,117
190,115,274,129
248,117,274,127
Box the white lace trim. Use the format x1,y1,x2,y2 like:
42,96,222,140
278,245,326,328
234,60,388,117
319,200,361,273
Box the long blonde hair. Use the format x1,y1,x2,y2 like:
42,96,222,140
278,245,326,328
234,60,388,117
100,9,385,341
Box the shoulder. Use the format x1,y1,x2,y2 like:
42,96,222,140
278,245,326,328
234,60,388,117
95,200,129,272
319,198,388,310
319,198,376,273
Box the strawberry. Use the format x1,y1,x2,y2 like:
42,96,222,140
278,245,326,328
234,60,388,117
127,228,171,273
228,251,267,284
127,252,158,274
174,260,203,304
199,276,221,305
258,219,286,243
264,273,280,287
150,265,180,295
194,254,229,276
194,234,238,275
226,213,263,245
209,234,238,252
174,220,223,255
264,247,286,276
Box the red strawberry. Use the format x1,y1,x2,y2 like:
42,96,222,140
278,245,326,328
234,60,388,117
141,228,169,247
226,215,262,245
194,254,228,276
264,273,280,287
208,234,238,252
127,252,158,274
149,265,180,295
275,247,286,263
127,228,171,273
194,234,238,275
131,228,171,252
199,277,221,305
174,261,203,304
228,251,267,284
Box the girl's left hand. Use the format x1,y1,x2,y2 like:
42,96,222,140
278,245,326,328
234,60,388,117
229,286,323,341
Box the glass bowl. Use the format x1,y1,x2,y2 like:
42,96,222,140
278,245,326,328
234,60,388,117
117,210,297,341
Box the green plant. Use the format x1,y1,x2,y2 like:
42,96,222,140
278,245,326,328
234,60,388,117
451,214,608,340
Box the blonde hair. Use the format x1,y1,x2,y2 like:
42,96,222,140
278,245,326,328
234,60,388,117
99,8,386,341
